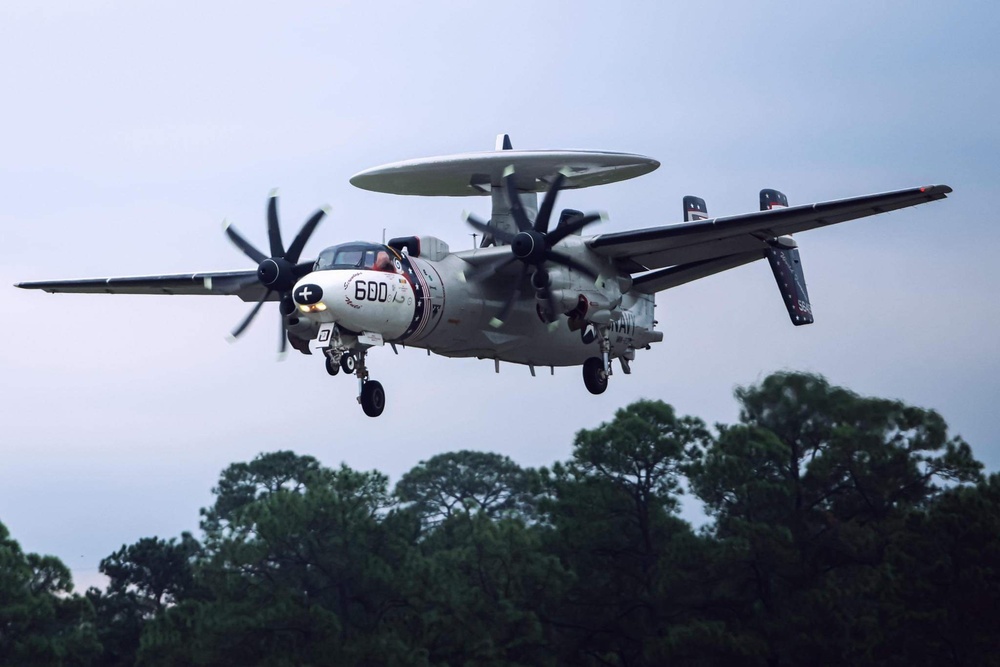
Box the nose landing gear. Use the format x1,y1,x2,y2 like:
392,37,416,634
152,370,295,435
322,348,386,417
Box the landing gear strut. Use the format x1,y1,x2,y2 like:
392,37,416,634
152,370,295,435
325,355,340,376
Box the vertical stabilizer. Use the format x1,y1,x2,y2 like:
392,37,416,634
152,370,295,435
760,188,788,211
683,195,708,221
760,190,813,325
481,134,537,247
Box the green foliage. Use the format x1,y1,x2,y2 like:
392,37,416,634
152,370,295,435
199,450,324,542
86,533,202,666
685,372,990,666
4,372,997,666
395,450,541,526
0,520,100,666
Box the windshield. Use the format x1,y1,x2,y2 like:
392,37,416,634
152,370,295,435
315,243,397,272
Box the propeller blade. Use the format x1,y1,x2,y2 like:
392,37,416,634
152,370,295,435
534,172,566,235
229,291,271,339
223,221,268,264
544,249,600,280
464,211,515,244
503,169,533,233
490,264,529,328
277,314,288,358
464,254,518,282
286,207,328,263
267,191,284,258
279,294,296,317
547,212,604,246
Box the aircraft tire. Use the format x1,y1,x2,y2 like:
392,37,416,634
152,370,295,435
340,354,356,374
583,357,608,395
361,381,386,417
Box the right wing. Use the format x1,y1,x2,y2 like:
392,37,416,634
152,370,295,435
589,185,952,281
15,270,273,302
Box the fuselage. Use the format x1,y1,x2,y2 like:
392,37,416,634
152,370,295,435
288,241,660,367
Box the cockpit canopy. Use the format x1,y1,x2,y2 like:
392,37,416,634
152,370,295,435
315,242,393,271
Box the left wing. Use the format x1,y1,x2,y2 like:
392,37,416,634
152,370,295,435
589,185,952,278
15,270,272,302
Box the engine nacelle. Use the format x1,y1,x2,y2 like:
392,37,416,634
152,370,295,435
552,289,622,321
285,315,317,338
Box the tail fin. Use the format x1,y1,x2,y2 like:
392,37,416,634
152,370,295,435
760,188,788,211
760,190,813,325
683,195,708,222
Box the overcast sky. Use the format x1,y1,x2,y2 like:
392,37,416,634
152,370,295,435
2,1,998,590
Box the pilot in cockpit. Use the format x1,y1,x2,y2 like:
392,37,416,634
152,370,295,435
374,250,394,272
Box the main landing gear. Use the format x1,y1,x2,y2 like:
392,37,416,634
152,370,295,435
324,349,385,417
583,357,608,394
582,325,612,395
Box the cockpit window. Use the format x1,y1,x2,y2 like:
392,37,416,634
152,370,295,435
315,243,396,272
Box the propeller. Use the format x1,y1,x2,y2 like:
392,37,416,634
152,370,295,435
223,190,328,353
464,169,604,327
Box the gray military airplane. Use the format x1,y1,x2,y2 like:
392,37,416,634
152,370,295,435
16,135,951,417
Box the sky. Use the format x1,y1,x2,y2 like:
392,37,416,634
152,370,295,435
1,1,998,591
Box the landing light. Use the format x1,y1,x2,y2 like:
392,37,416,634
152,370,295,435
298,303,327,313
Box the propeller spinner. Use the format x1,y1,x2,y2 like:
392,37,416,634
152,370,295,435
223,191,328,353
465,169,603,327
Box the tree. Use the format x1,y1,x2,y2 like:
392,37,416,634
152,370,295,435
395,450,541,527
87,533,201,667
540,400,712,666
0,520,100,666
199,450,324,542
732,371,982,522
878,474,1000,666
687,372,986,666
404,512,571,666
139,462,419,666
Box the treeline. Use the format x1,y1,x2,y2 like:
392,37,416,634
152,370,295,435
2,372,999,666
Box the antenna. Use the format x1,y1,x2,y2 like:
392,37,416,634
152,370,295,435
471,233,478,248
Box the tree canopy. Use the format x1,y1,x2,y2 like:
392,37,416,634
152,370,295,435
3,371,997,666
